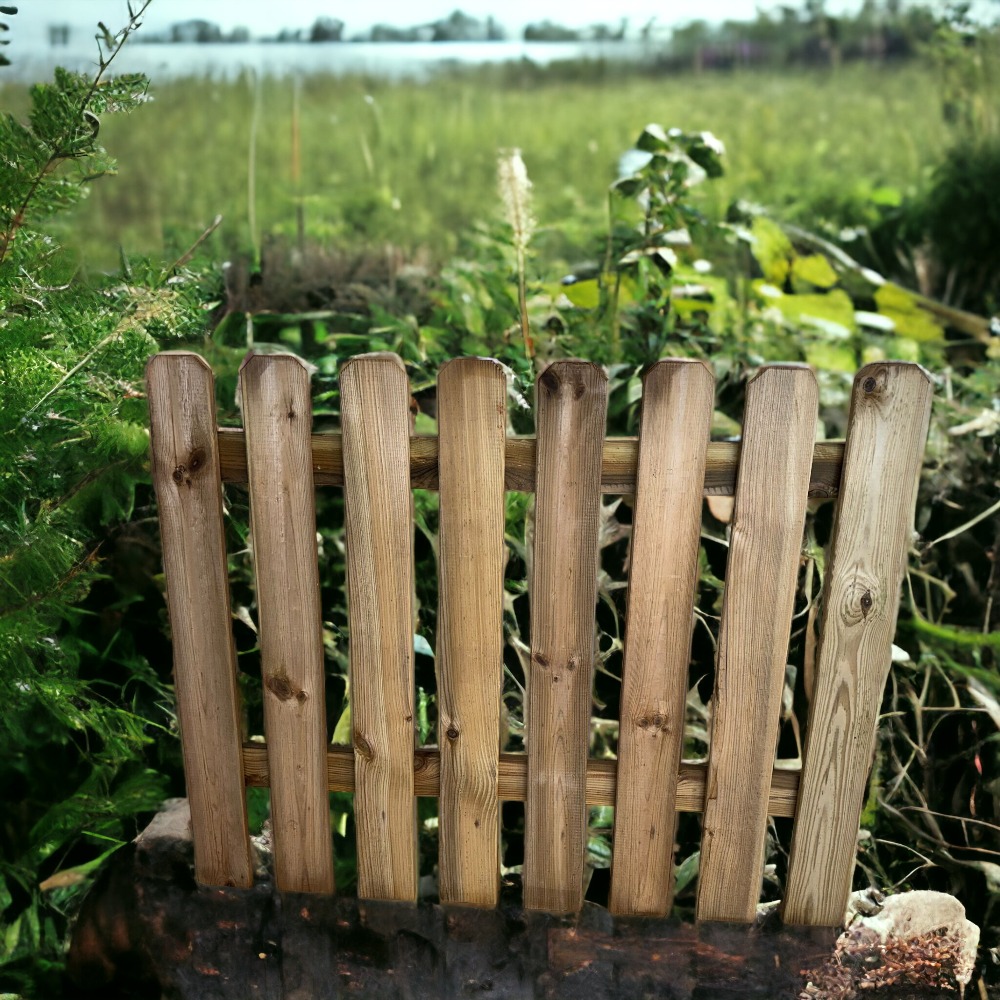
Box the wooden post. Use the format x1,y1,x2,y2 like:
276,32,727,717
610,359,714,917
435,358,508,907
697,365,818,924
783,362,933,926
146,352,253,889
340,353,419,902
240,354,335,895
523,360,608,913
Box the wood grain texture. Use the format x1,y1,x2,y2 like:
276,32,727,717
146,352,253,889
435,359,507,907
523,360,608,913
242,744,801,816
697,365,818,924
240,353,335,895
217,429,844,498
610,359,714,917
340,353,418,902
783,362,933,927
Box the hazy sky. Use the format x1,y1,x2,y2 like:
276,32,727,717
14,0,882,35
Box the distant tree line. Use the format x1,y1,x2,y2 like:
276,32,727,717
133,1,995,67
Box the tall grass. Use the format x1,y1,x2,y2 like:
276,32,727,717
0,59,978,266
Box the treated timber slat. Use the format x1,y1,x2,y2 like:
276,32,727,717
610,359,714,917
240,354,335,895
217,429,845,497
146,353,253,889
242,744,802,816
340,353,419,902
436,359,507,907
524,361,608,913
783,363,933,927
697,365,818,924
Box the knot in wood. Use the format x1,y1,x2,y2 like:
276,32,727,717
637,713,670,735
840,573,880,627
863,377,877,393
265,674,304,702
445,726,460,741
354,731,375,761
532,652,550,669
538,369,561,394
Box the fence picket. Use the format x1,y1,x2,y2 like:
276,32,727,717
435,358,508,907
610,359,714,917
240,354,335,895
340,353,419,901
147,352,253,889
783,363,933,926
523,360,608,913
697,365,818,923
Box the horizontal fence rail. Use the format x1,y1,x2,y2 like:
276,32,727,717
239,744,802,817
149,350,932,928
216,428,846,497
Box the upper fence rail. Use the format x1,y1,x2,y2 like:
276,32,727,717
147,350,932,929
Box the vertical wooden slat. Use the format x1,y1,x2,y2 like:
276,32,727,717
610,359,714,917
524,360,608,913
784,362,933,926
240,353,334,895
147,352,253,889
696,365,818,923
435,357,507,908
340,353,418,901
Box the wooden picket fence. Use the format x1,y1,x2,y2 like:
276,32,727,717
147,350,932,927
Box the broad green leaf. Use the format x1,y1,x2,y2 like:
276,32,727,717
562,279,600,309
332,704,351,745
414,633,434,657
769,288,856,332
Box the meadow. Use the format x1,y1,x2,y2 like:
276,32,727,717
0,59,968,267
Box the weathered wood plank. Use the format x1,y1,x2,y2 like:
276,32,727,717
240,353,335,895
523,360,608,913
242,745,802,816
146,353,253,889
610,359,714,917
435,358,507,907
217,429,845,498
340,353,418,902
697,365,818,924
783,362,933,927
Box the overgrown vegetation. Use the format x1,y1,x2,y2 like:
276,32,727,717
3,3,1000,996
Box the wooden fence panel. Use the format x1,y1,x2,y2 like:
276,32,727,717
435,358,508,907
610,359,714,917
697,365,818,923
783,362,933,926
147,352,253,889
340,353,419,902
524,360,608,913
240,354,335,895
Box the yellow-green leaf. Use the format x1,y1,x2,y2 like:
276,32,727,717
562,279,600,309
875,283,944,342
751,217,794,285
804,341,857,372
792,253,838,289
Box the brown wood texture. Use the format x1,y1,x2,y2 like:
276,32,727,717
340,353,418,901
697,365,819,924
523,361,608,913
242,745,801,816
240,354,335,895
217,429,844,497
146,353,253,889
435,359,507,907
610,359,714,917
783,362,933,927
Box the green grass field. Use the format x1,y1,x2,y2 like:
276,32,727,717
2,60,967,267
